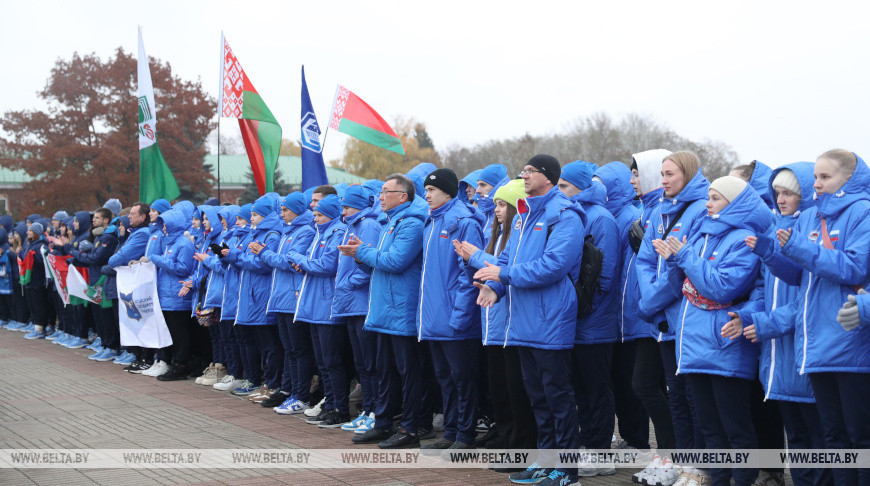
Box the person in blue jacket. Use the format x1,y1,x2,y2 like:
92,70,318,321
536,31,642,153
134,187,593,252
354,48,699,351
476,164,509,243
188,204,226,385
557,161,619,474
459,169,482,205
225,196,284,402
473,154,584,485
332,186,382,432
654,176,771,486
66,209,119,360
53,211,93,348
257,193,316,414
729,162,830,486
455,179,538,454
340,173,430,449
406,162,438,199
635,151,709,464
148,208,196,380
731,160,774,210
280,194,347,427
415,168,484,454
775,149,870,486
594,161,652,455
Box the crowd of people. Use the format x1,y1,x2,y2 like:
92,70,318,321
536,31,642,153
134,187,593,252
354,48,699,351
1,149,868,486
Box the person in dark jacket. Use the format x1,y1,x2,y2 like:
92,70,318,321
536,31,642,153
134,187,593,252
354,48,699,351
341,173,430,449
474,154,584,485
21,222,52,339
416,169,484,454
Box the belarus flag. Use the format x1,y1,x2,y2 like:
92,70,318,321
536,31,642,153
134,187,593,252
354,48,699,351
220,34,282,195
329,85,404,156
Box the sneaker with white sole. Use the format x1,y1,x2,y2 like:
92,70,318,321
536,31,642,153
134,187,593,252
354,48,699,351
275,397,308,415
646,457,681,486
684,470,710,486
633,454,662,484
354,413,376,434
341,411,368,431
143,360,169,377
213,375,240,391
304,397,325,417
231,380,258,396
194,364,214,385
577,450,616,477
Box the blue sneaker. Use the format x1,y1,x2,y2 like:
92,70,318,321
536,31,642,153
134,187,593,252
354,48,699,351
274,396,304,415
87,347,105,360
56,333,72,345
46,330,61,340
95,349,119,362
536,469,579,486
114,352,135,365
5,321,21,330
65,337,88,349
45,326,55,335
354,413,377,434
509,464,553,484
231,380,257,396
24,329,46,340
341,411,369,431
86,337,102,350
20,323,35,332
0,320,8,328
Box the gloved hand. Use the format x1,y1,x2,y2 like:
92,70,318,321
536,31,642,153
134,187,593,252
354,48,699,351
184,231,195,244
78,240,95,252
837,288,868,331
629,219,644,254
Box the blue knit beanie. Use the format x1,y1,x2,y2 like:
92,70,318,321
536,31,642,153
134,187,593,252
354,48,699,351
341,185,370,210
251,195,276,217
237,204,253,223
314,194,341,220
281,192,308,216
478,164,508,187
561,160,597,191
151,199,171,214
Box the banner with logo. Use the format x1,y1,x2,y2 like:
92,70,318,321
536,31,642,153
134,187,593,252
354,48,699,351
115,262,172,348
66,265,96,304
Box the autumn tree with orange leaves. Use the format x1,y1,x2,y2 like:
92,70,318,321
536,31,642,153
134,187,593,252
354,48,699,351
0,48,216,216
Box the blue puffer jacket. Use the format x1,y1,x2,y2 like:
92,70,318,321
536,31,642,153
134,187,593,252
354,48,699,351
227,211,284,325
459,169,482,204
477,173,511,246
149,209,195,311
418,197,484,341
488,186,585,350
637,169,710,341
669,185,772,379
749,160,774,209
468,232,508,345
332,207,381,318
289,217,346,324
739,162,816,402
219,219,252,322
200,205,239,309
356,200,427,336
0,228,11,295
781,155,870,374
596,162,648,342
188,206,223,305
570,181,619,344
102,223,150,299
261,211,316,314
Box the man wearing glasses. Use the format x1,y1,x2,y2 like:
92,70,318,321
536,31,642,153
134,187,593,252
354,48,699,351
473,154,585,486
339,173,430,449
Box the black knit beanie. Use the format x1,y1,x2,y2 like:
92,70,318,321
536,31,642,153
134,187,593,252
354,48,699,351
424,168,459,198
527,154,561,186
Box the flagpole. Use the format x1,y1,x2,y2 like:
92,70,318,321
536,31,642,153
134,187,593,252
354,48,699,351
217,31,225,202
217,121,222,202
320,124,330,154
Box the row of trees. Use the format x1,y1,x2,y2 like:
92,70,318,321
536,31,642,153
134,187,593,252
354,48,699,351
0,48,741,216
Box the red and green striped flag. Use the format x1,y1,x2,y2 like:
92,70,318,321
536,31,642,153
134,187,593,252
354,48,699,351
329,85,404,155
17,251,34,286
220,34,282,195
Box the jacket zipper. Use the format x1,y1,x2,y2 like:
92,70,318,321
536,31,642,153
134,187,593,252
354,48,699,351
293,226,321,322
764,277,780,401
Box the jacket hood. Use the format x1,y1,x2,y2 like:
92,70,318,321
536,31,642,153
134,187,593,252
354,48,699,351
749,160,774,208
701,185,773,235
289,209,314,229
768,162,817,217
632,149,672,196
26,213,42,223
157,209,188,236
362,179,384,205
594,162,636,215
0,227,9,250
815,153,870,218
430,196,486,227
73,211,91,236
218,205,240,227
37,218,52,232
199,205,223,242
0,215,13,233
171,200,196,225
661,168,710,214
458,169,482,203
333,183,349,199
476,174,511,213
386,197,429,225
571,179,607,208
13,222,27,241
406,162,438,197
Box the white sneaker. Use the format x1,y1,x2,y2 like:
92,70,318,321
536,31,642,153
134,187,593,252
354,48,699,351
304,397,325,417
195,364,213,385
212,374,237,390
633,455,662,484
145,360,169,377
646,458,681,486
141,360,162,376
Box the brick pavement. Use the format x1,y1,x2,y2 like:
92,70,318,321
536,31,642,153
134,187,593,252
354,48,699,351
0,326,782,486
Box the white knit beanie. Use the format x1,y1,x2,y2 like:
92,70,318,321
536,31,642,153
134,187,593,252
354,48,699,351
771,169,801,196
709,176,748,202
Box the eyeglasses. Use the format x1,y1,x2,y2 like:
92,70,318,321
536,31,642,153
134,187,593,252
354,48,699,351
519,168,541,176
380,190,407,196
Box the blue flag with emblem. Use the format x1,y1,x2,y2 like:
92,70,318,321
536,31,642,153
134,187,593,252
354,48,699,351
300,66,329,191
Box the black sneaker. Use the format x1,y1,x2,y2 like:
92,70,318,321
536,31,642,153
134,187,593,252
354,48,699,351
378,428,420,449
420,438,454,455
318,411,352,429
440,440,474,461
156,364,189,381
260,391,290,408
123,359,146,373
418,424,436,440
131,360,151,374
306,408,332,425
509,464,552,484
352,427,392,444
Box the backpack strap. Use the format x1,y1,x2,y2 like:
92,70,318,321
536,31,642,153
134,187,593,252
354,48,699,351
663,202,691,237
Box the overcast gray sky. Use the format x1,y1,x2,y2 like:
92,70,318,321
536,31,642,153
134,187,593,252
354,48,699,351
3,0,869,169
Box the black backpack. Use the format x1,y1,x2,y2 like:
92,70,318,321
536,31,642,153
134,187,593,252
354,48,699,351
547,226,604,319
